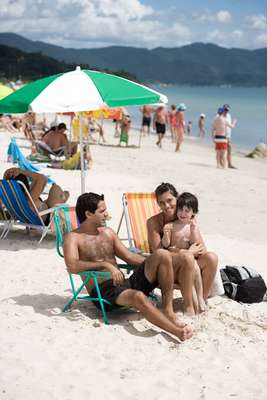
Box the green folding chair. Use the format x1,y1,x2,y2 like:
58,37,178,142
53,204,133,324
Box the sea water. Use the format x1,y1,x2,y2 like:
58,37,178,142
129,85,267,151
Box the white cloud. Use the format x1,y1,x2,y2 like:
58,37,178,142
256,33,267,45
0,0,192,49
198,9,232,24
246,14,267,30
216,10,232,24
207,29,244,47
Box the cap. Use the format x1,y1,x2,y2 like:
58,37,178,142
177,103,187,111
200,113,206,118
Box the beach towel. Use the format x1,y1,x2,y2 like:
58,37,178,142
7,138,55,184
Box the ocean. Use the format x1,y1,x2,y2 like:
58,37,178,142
129,85,267,151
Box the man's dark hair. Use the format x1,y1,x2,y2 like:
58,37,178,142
57,122,67,130
177,192,198,214
76,192,104,223
155,182,178,199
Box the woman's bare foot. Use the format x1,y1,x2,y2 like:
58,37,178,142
198,298,208,313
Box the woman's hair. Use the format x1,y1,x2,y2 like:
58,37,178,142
13,173,31,195
155,182,178,200
76,192,104,223
177,192,198,214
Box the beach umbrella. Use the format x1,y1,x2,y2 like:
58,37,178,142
0,84,13,100
0,66,167,192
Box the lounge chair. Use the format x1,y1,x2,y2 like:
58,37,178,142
0,179,55,243
0,203,11,239
53,205,134,324
117,192,160,255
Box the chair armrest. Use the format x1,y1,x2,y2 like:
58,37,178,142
39,203,69,216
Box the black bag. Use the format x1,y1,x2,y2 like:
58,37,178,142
220,265,267,303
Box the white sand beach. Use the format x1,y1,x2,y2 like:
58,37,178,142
0,123,267,400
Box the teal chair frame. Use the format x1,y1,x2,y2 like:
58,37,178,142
53,205,133,324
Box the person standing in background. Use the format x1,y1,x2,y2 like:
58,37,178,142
223,104,237,169
168,104,177,143
140,105,153,136
154,106,168,149
212,107,236,169
175,103,186,152
198,114,206,138
187,121,192,136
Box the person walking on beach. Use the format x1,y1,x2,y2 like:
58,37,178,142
198,114,206,138
223,104,237,169
212,107,236,169
168,104,177,142
154,106,168,148
175,103,186,152
140,105,153,136
63,192,193,341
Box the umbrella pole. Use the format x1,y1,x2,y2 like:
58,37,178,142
79,112,85,193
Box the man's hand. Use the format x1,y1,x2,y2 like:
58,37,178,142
103,262,124,286
188,242,205,257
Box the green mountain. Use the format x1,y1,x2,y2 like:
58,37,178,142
0,43,138,82
1,33,267,86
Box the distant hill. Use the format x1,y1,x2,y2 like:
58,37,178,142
0,41,138,82
1,33,267,86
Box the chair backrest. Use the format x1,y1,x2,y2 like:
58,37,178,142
123,192,160,253
53,205,79,257
0,179,43,226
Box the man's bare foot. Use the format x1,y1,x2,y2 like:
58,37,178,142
175,324,193,341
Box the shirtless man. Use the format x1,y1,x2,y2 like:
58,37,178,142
140,105,153,136
153,106,168,148
147,183,217,315
42,123,77,157
63,192,193,341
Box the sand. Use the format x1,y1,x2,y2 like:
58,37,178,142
0,122,267,400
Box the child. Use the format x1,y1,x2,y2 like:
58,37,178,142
119,114,131,146
161,192,207,314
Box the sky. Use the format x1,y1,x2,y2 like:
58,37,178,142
1,0,267,50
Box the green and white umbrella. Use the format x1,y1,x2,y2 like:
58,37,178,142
0,66,168,191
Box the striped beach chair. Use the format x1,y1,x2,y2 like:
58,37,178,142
117,192,160,254
0,179,55,243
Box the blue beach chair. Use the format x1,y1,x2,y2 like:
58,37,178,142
53,205,134,324
0,179,55,243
